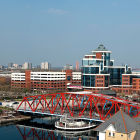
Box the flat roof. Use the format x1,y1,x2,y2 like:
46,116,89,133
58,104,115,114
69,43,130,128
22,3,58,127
67,91,92,95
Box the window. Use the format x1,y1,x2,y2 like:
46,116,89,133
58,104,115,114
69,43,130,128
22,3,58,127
113,133,115,137
67,76,71,81
109,132,111,137
108,131,115,137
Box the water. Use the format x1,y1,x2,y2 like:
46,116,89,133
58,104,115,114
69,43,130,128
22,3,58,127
0,117,98,140
0,125,22,140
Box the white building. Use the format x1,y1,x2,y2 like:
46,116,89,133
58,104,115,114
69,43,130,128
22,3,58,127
41,62,51,70
13,63,19,69
22,62,32,69
11,73,25,81
11,71,81,82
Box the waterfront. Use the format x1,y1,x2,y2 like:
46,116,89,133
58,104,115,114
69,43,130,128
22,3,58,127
0,117,98,140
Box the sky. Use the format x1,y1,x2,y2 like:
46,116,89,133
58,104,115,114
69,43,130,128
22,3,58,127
0,0,140,68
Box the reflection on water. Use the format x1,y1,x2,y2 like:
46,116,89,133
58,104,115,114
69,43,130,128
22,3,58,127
16,117,98,140
0,117,98,140
16,125,97,140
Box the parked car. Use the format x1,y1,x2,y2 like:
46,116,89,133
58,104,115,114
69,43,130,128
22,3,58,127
13,102,19,105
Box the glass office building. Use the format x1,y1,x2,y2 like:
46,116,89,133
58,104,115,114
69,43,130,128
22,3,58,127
82,44,131,91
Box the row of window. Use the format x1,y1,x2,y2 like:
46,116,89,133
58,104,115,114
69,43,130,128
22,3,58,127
123,76,129,78
12,85,25,88
96,76,104,78
31,88,65,90
108,132,124,137
133,83,140,85
133,80,140,82
31,77,65,79
96,84,104,87
32,85,65,88
96,80,103,83
31,74,65,76
123,79,129,82
133,86,140,89
11,83,25,85
122,83,129,85
82,67,99,74
31,82,66,84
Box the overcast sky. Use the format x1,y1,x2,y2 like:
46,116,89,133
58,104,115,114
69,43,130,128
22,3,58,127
0,0,140,68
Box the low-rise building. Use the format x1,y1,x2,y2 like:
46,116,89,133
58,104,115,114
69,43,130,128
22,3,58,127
94,110,140,140
11,69,81,92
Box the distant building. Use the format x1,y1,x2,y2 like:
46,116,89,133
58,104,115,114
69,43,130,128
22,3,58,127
18,65,22,69
13,63,19,69
36,65,41,69
0,65,4,69
76,61,79,71
64,64,73,70
8,62,13,69
41,62,51,70
22,62,32,69
94,110,140,140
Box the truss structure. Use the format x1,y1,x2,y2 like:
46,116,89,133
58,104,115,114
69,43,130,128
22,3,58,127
17,92,140,120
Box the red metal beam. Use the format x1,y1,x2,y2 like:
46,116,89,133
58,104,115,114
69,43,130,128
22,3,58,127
17,92,140,120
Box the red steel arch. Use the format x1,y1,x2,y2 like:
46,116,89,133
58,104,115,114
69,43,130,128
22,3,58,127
17,92,140,120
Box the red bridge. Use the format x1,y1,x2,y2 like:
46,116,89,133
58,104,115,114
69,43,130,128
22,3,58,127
17,91,140,121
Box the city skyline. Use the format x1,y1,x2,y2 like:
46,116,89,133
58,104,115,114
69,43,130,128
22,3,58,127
0,0,140,68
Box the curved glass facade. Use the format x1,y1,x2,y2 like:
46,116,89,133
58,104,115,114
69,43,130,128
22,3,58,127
108,68,125,85
82,67,99,74
82,44,132,89
82,75,95,87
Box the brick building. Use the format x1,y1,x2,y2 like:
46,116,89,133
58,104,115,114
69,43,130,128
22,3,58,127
11,69,81,92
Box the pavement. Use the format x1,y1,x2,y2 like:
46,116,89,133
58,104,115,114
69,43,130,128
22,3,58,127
1,101,21,110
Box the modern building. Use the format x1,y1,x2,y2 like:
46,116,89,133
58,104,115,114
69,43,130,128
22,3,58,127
11,69,81,92
41,62,51,70
82,44,140,94
94,110,140,140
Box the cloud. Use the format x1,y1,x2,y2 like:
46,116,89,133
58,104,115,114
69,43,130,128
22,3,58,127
42,8,68,15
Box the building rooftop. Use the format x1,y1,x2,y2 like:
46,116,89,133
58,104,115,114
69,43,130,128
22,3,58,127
94,44,108,52
98,90,116,96
94,110,139,133
67,91,92,95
